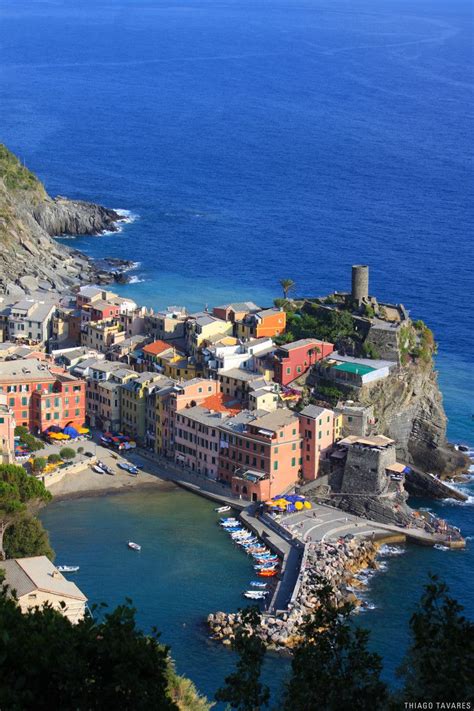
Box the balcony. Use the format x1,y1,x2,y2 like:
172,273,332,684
233,467,268,483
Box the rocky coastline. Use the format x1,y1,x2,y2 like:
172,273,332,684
208,538,380,651
0,144,133,295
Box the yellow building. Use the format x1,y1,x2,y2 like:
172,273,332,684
81,320,125,354
120,372,165,442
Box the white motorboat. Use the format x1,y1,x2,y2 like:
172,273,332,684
250,581,267,588
57,565,80,573
128,541,141,551
93,465,105,474
243,591,269,599
215,505,231,513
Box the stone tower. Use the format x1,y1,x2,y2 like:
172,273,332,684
351,264,369,304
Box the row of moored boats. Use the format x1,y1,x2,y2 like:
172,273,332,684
219,516,280,601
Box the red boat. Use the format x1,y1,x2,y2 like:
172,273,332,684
258,569,278,577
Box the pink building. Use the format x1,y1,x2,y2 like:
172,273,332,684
299,404,342,481
0,394,15,463
175,406,230,479
158,378,221,456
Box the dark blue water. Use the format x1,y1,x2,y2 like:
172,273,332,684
2,0,473,699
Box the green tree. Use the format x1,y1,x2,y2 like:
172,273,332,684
14,425,28,437
59,447,76,460
3,514,54,561
397,575,474,703
0,464,51,559
282,579,388,711
0,588,180,710
279,278,295,300
31,457,47,473
47,453,60,464
215,607,270,711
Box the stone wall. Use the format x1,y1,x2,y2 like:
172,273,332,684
341,444,396,496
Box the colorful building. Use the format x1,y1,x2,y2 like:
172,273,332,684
120,372,166,443
155,378,221,456
218,407,302,501
236,308,286,340
174,406,231,479
0,393,15,463
0,359,85,434
212,301,260,323
299,404,342,481
273,338,334,386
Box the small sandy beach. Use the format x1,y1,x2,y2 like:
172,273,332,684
48,465,175,501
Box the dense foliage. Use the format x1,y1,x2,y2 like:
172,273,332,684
215,607,270,711
59,447,76,460
0,464,52,560
282,580,388,711
14,426,44,452
0,590,179,711
217,577,473,710
396,575,474,703
3,514,54,561
0,144,44,193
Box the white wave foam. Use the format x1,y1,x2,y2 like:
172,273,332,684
113,208,139,223
378,544,405,557
129,276,145,284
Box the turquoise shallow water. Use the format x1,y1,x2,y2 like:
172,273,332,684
39,488,289,702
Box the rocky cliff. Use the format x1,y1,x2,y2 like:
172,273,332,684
359,360,468,478
0,144,126,294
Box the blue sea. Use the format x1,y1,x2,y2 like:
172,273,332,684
2,0,473,701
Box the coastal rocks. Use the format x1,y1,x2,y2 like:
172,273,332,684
359,361,469,478
0,144,126,294
31,197,123,237
208,539,378,652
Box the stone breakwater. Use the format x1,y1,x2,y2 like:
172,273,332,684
208,538,378,651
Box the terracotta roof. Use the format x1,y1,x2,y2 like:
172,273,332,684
203,391,242,415
142,340,172,356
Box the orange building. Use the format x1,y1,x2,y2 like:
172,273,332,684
218,407,301,501
237,308,286,340
0,359,86,434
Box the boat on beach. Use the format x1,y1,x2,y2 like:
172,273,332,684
57,565,80,573
128,541,141,551
92,464,105,474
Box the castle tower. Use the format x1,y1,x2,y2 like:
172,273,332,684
351,264,369,304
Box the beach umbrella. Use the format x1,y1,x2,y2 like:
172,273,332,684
295,501,304,510
63,425,79,439
304,501,312,509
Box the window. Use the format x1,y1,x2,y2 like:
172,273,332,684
292,443,296,450
21,396,27,406
286,367,291,374
64,410,69,418
0,417,4,424
22,411,27,419
273,461,278,471
54,412,59,420
318,431,322,439
46,413,51,421
54,397,59,407
9,398,14,407
291,457,296,466
292,428,297,435
75,409,80,416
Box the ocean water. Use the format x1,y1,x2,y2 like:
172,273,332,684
1,0,473,699
39,488,289,702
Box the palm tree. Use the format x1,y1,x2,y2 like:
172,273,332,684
279,278,295,300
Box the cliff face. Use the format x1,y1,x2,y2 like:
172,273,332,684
358,361,467,477
0,144,124,294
